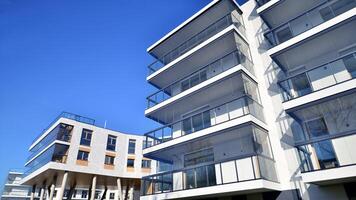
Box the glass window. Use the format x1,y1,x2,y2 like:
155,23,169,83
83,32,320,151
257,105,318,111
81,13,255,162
184,148,214,167
181,79,190,92
77,150,89,161
196,166,207,188
200,70,207,82
192,114,204,132
128,139,136,154
182,118,192,135
106,135,117,151
142,160,151,168
343,54,356,77
313,140,339,169
319,6,334,21
207,164,216,186
275,26,293,44
185,169,195,189
305,117,329,138
80,129,92,146
127,159,135,167
143,140,152,149
105,155,115,165
190,74,200,87
202,111,211,128
291,73,312,97
109,193,115,199
81,190,88,199
94,191,100,199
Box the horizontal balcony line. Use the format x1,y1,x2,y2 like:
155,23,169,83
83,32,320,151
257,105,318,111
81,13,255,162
295,129,356,148
144,95,264,149
146,50,254,109
147,12,246,75
264,0,356,47
141,155,278,196
25,140,69,166
279,51,356,102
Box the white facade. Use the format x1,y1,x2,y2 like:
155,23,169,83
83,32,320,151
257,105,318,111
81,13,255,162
20,112,155,200
141,0,356,200
1,171,31,200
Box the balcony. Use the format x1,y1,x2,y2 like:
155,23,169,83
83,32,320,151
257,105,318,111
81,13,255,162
147,50,254,109
27,123,73,163
297,134,356,185
256,0,272,7
270,16,356,73
265,0,356,47
148,11,245,76
144,95,264,151
279,51,356,104
24,144,69,178
141,155,279,199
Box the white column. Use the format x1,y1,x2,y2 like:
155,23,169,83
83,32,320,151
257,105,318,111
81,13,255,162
30,185,36,200
128,183,134,200
57,172,68,200
39,187,45,200
90,176,97,200
116,178,122,200
48,183,55,200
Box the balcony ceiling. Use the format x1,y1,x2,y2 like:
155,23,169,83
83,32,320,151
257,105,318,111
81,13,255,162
261,0,324,28
146,72,245,124
144,123,255,163
149,30,239,89
148,0,236,59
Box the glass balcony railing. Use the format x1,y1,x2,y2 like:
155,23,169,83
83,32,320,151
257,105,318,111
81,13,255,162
24,144,69,178
148,12,246,75
255,0,272,7
27,123,73,162
141,155,277,196
265,0,356,47
146,50,254,108
279,51,356,101
31,112,95,145
297,133,356,173
144,95,264,148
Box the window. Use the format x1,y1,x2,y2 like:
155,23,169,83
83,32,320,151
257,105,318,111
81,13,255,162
305,117,329,138
127,159,135,167
53,190,57,197
275,25,293,44
291,73,312,97
343,54,356,77
105,155,115,165
109,192,115,199
80,129,92,146
94,191,100,199
77,150,89,161
63,190,69,198
184,148,214,167
81,190,88,198
142,160,151,168
128,139,136,154
313,140,339,169
72,190,77,198
106,135,117,151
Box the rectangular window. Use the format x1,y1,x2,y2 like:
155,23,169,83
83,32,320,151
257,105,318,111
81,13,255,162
128,139,136,154
305,117,329,138
291,73,312,97
77,150,89,161
127,159,135,167
142,160,151,168
106,135,117,151
313,140,339,169
184,148,214,167
94,191,100,199
105,155,115,165
80,129,92,146
109,193,115,199
81,190,88,199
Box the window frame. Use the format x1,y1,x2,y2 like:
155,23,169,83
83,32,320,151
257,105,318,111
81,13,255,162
77,150,89,161
106,135,117,151
128,139,136,154
141,160,151,168
127,159,135,167
104,155,115,165
80,129,93,146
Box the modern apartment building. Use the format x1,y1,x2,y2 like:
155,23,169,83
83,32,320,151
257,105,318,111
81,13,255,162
20,112,155,200
141,0,356,199
1,170,31,200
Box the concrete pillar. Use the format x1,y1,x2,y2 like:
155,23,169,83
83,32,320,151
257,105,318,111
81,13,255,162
116,178,122,200
57,172,68,200
48,183,55,200
30,185,36,200
39,186,45,200
90,176,97,200
128,183,134,200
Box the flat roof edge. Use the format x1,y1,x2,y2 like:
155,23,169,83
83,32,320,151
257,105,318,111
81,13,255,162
146,0,242,53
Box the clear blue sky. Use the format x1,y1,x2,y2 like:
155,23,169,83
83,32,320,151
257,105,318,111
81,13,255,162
0,0,246,183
